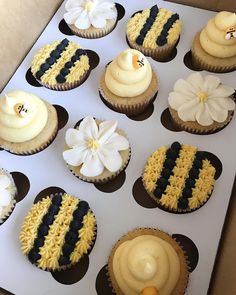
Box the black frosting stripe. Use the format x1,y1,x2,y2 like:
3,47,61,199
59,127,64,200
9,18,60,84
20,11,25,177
156,13,179,46
58,200,90,266
35,38,70,81
27,194,63,265
135,5,159,46
56,48,87,84
153,142,182,199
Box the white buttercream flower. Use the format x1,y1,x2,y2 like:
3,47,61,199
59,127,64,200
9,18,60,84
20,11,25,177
63,116,129,177
0,175,12,216
64,0,117,30
168,73,235,126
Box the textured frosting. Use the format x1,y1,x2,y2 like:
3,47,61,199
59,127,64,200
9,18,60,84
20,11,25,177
64,0,117,29
0,91,48,142
0,169,17,222
31,39,90,86
105,49,152,97
63,116,129,177
168,73,235,126
143,142,216,211
200,11,236,58
113,235,180,295
20,193,96,270
127,5,181,49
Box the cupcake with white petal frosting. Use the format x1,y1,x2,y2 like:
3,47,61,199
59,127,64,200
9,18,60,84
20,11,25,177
168,73,235,134
63,116,130,183
64,0,118,38
0,169,17,224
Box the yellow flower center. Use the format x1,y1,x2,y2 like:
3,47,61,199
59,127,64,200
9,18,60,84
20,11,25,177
197,91,208,103
87,138,100,150
84,1,94,12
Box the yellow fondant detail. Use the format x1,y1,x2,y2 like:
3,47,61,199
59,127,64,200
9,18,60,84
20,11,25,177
84,1,94,12
188,159,215,209
20,197,52,254
127,9,150,42
37,194,79,270
87,138,100,150
197,91,208,103
141,286,159,295
142,146,167,193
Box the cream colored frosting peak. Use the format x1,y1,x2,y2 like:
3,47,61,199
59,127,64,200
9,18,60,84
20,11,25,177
214,11,236,30
105,49,152,97
113,235,180,295
0,90,48,142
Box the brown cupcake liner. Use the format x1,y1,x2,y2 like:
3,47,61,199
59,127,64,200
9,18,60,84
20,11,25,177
99,69,158,116
169,107,234,135
107,227,189,295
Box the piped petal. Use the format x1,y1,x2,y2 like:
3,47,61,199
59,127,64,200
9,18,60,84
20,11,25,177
63,147,87,166
177,98,199,121
64,8,83,24
174,78,198,95
98,149,123,172
209,85,235,98
90,14,107,28
80,154,104,177
103,133,129,151
74,10,91,29
79,116,99,140
186,72,204,92
168,92,194,110
65,0,84,10
210,97,235,110
195,104,214,126
203,75,221,93
206,100,228,123
98,120,117,145
65,128,86,148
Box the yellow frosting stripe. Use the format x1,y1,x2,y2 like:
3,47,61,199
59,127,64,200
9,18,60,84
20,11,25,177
188,159,215,209
167,19,182,44
160,145,197,209
20,197,52,254
143,146,167,193
31,41,60,74
37,194,79,270
127,9,150,42
66,55,89,83
70,210,96,263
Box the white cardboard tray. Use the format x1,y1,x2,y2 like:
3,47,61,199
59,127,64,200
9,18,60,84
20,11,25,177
0,1,236,294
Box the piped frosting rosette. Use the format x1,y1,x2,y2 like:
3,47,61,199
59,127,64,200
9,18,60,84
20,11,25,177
100,49,158,115
168,73,235,133
108,228,188,295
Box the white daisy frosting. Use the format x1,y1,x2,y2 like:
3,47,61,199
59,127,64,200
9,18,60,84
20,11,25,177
63,116,129,177
64,0,117,30
168,73,235,126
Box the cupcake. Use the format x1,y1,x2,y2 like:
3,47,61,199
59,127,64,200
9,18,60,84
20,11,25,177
0,169,17,224
142,142,216,213
168,73,235,134
100,49,158,116
64,0,118,39
63,116,130,183
0,90,58,155
108,228,188,295
31,38,90,90
127,5,182,61
20,192,96,271
191,11,236,72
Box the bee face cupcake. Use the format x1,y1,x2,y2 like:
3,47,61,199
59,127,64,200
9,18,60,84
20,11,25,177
63,116,130,183
64,0,118,39
142,142,216,213
127,5,182,61
0,90,58,155
31,39,90,90
20,193,96,271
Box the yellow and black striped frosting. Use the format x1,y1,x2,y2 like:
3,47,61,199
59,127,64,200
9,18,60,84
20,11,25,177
142,142,216,212
31,38,90,86
20,193,96,270
127,5,181,49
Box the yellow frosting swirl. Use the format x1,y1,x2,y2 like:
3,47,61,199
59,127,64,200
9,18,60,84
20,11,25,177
0,90,48,142
113,235,180,295
105,49,152,97
200,11,236,58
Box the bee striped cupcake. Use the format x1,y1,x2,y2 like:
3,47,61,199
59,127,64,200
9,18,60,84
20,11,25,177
31,39,90,90
127,5,182,61
142,142,216,213
20,193,96,271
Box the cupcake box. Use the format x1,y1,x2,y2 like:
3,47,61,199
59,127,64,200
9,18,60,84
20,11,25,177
0,1,236,295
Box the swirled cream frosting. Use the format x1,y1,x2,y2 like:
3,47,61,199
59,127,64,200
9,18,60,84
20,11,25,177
105,49,152,97
200,11,236,58
0,90,48,142
113,235,180,295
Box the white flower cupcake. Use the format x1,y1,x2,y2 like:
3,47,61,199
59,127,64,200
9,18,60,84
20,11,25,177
168,72,235,134
64,0,118,38
63,116,130,183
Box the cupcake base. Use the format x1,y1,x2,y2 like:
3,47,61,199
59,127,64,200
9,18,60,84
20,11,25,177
100,70,158,116
0,101,58,155
108,228,189,295
191,32,236,73
169,107,234,134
